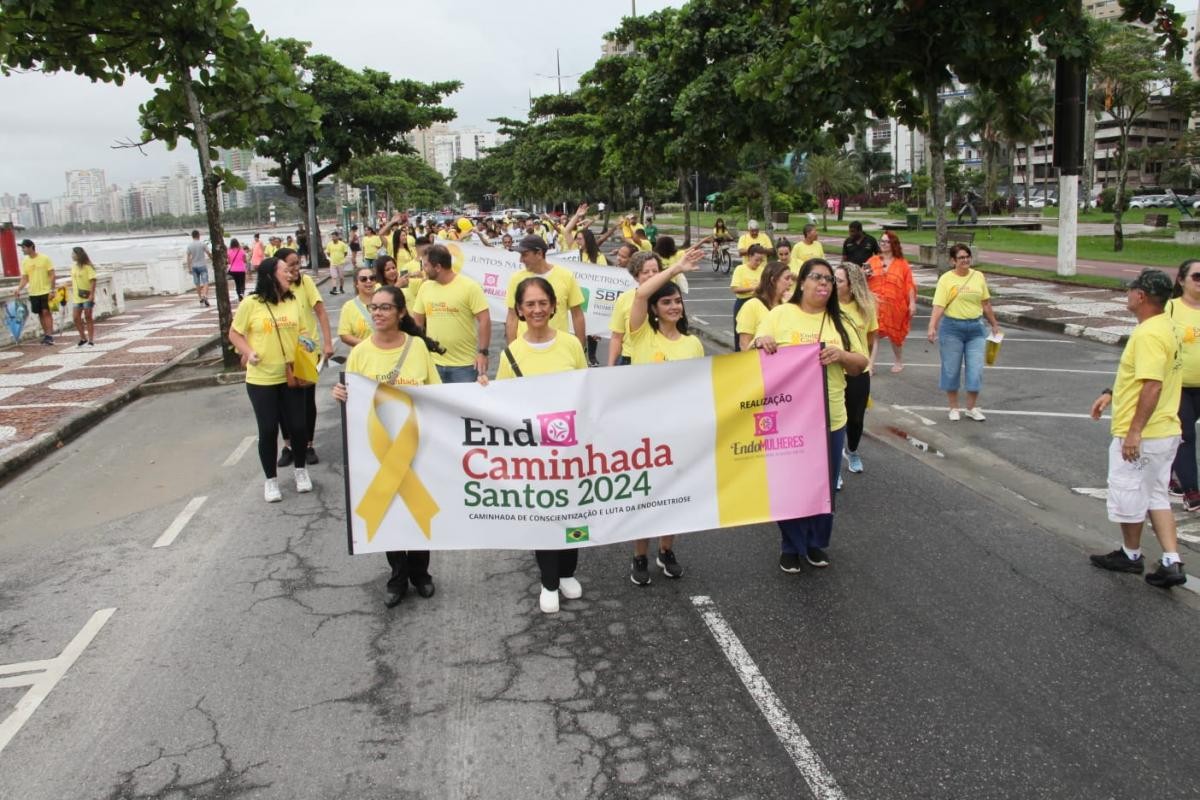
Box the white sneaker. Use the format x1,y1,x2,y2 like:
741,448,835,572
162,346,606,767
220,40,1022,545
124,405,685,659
965,407,986,421
294,467,313,493
539,587,560,613
948,408,961,421
264,478,282,503
559,577,582,599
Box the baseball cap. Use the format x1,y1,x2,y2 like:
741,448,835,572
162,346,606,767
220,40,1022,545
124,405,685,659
1126,268,1173,302
747,219,759,229
19,238,34,248
515,234,547,253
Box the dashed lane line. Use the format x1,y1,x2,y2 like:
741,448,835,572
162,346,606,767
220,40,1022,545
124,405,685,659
152,496,208,548
0,608,116,755
894,405,1105,420
222,435,257,467
691,596,846,800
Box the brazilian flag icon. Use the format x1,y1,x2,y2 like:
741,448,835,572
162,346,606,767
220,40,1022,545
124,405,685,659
565,526,590,543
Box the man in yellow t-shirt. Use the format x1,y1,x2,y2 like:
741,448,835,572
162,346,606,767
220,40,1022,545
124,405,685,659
789,224,826,273
737,220,773,258
1089,268,1186,588
412,243,491,383
504,235,586,351
325,230,350,295
361,227,383,263
15,239,56,345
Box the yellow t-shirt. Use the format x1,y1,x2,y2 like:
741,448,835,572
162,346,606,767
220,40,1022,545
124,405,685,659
393,235,418,265
1167,298,1200,387
789,241,826,273
70,263,97,304
735,297,770,336
730,262,764,299
293,274,325,346
610,289,636,358
841,298,879,341
505,264,585,337
627,321,704,364
325,240,349,266
1111,312,1182,439
346,334,441,387
263,244,277,258
756,304,865,431
22,254,54,296
362,235,383,259
581,250,609,265
414,275,489,367
633,239,653,253
497,332,587,379
932,269,990,320
337,296,373,341
232,296,307,386
737,232,772,255
400,261,425,309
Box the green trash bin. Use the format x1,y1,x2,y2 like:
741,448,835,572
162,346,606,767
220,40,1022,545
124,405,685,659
906,213,920,230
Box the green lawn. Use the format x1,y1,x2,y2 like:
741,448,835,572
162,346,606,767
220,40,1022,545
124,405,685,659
892,227,1193,269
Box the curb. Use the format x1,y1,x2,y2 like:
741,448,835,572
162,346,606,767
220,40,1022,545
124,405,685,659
914,296,1129,347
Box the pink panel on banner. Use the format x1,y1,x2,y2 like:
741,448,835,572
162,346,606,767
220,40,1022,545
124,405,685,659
758,346,831,519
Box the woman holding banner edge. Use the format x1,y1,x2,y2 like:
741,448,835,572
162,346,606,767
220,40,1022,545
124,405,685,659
332,285,446,609
626,245,706,585
752,258,869,572
480,276,588,614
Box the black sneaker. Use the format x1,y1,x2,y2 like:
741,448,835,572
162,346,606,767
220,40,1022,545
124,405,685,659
77,339,87,347
1145,561,1186,589
277,446,293,467
1089,548,1144,574
656,549,683,579
806,547,830,568
1169,478,1184,498
306,446,319,465
630,555,651,586
779,553,802,573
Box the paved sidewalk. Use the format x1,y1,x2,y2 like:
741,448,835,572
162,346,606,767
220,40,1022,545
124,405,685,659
0,292,226,478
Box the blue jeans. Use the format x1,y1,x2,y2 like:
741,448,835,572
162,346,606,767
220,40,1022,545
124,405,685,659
938,316,986,393
436,364,478,384
779,427,845,554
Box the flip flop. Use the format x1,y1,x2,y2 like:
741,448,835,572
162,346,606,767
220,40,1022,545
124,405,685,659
890,364,904,373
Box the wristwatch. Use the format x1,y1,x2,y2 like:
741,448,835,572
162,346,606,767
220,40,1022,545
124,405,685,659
478,348,489,356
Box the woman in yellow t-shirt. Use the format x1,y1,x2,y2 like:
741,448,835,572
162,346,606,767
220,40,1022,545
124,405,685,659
835,261,879,481
1168,258,1200,510
926,244,1001,421
338,266,378,348
229,256,315,503
626,245,706,585
481,276,587,614
332,284,445,609
69,246,98,346
608,251,662,366
752,258,869,572
736,261,793,352
729,244,768,351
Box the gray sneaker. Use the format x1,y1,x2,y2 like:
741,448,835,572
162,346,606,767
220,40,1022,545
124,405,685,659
1145,561,1186,589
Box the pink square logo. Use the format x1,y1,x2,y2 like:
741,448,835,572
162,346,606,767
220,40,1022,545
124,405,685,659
484,273,499,288
537,410,578,446
754,411,778,437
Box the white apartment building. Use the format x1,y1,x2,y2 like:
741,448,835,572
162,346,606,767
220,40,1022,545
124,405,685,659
432,129,504,178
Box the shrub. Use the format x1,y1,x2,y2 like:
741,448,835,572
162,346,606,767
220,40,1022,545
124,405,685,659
772,192,795,214
887,200,909,217
1099,188,1130,213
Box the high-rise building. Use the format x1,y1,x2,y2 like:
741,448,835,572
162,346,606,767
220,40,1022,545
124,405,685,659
432,129,504,178
405,123,453,170
65,168,107,201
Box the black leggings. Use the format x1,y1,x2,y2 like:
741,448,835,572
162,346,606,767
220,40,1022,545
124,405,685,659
534,550,579,591
279,385,317,448
386,551,431,591
231,271,246,298
1173,387,1200,492
246,383,308,478
844,373,871,453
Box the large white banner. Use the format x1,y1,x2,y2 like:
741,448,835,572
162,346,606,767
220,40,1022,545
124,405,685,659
442,242,634,337
342,346,832,553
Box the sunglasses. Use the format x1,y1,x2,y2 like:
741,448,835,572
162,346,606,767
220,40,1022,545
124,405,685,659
357,276,375,282
1189,273,1200,283
367,303,397,312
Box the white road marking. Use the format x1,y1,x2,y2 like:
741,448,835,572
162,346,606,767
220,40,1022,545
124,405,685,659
0,608,116,755
904,335,1078,343
691,596,846,800
1072,487,1109,500
222,435,257,467
875,362,1114,375
895,405,1106,420
891,404,938,426
691,316,710,326
0,402,100,410
153,496,208,548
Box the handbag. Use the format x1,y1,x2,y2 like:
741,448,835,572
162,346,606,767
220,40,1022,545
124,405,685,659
265,303,316,388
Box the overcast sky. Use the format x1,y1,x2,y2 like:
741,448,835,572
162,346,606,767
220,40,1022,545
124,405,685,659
0,0,680,200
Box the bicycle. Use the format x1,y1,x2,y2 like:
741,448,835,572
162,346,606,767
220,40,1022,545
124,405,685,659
711,240,733,274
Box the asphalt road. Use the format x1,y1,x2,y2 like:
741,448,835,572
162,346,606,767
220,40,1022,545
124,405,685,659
2,279,1200,799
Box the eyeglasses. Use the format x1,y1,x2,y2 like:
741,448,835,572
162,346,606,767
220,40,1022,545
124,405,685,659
367,303,397,312
954,256,972,262
806,273,834,284
357,276,375,282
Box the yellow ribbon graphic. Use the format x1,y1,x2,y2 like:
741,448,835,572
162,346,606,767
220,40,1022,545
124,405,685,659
356,383,439,541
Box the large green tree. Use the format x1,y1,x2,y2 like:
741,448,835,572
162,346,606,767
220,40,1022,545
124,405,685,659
0,0,317,366
342,155,450,212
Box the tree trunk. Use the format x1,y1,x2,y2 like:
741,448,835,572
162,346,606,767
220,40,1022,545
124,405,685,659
1113,127,1131,252
182,73,236,370
603,178,614,231
678,168,692,247
925,81,950,273
758,165,771,229
1082,104,1096,211
1024,142,1033,208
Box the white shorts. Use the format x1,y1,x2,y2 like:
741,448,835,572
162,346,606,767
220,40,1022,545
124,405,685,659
330,263,344,279
1106,435,1180,523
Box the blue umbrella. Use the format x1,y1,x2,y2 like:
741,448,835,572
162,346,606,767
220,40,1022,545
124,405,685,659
4,299,29,345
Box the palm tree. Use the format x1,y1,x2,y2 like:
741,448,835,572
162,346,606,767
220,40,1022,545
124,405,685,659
1001,71,1054,209
952,88,1005,210
804,154,864,230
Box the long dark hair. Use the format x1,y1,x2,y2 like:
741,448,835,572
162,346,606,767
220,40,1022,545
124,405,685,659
581,228,600,264
647,281,690,335
374,255,398,287
373,285,445,354
71,246,93,266
653,235,678,262
1173,259,1200,298
391,227,413,259
252,257,294,304
791,258,853,351
754,261,792,308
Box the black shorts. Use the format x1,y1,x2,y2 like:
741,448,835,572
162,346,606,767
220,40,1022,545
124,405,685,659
350,242,361,252
29,294,50,314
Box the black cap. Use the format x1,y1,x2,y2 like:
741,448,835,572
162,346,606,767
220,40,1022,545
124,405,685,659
515,234,547,254
1126,268,1173,303
19,238,34,248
